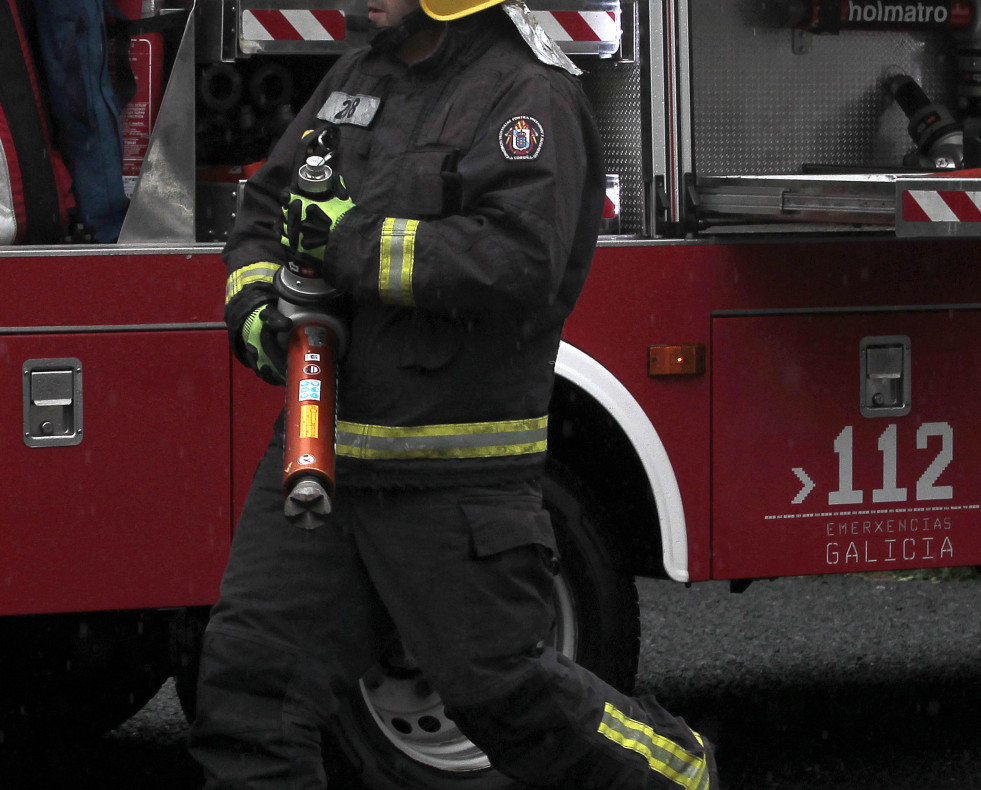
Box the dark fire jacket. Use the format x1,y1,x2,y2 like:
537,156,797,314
223,7,605,487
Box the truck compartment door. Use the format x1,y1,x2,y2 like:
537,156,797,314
711,310,981,578
0,329,231,616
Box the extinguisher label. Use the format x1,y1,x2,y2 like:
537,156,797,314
298,379,322,401
300,405,320,439
121,35,163,197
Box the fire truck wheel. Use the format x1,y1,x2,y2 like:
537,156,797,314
0,610,172,743
324,458,640,789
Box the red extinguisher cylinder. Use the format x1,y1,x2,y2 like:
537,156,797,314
282,319,339,529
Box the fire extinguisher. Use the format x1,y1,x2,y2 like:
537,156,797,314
276,129,349,530
111,0,164,197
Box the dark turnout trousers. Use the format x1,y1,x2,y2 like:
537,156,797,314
188,426,716,789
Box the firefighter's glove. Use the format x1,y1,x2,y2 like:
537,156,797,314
241,304,292,385
281,179,355,264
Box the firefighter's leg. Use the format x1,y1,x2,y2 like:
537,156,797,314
187,420,392,790
349,482,716,790
446,649,716,789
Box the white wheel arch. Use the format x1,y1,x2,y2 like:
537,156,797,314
555,342,689,582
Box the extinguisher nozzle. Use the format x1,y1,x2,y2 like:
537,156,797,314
284,476,332,530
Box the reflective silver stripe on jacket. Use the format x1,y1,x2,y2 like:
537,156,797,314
226,262,281,304
336,416,548,460
378,217,419,306
597,703,710,789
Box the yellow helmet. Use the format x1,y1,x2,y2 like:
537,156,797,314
419,0,504,21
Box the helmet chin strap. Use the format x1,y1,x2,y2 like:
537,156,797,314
500,0,581,76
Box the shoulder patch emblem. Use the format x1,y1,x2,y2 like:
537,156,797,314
499,116,544,160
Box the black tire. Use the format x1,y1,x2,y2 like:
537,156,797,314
325,458,640,789
0,611,172,744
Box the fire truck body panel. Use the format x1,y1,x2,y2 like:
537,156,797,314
231,361,286,517
562,236,981,583
1,248,231,617
4,238,979,617
713,307,981,578
0,248,224,327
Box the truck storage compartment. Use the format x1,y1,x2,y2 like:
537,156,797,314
0,327,231,616
192,0,638,240
0,0,638,245
682,0,981,234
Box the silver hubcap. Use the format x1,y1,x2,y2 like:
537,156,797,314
358,572,578,772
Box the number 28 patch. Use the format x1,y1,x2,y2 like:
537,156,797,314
499,116,544,160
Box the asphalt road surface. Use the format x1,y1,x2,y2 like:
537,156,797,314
2,574,980,790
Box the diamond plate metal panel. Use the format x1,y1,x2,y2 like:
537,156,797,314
582,59,646,233
689,1,957,176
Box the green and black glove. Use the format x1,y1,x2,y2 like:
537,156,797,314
241,303,292,384
281,178,355,264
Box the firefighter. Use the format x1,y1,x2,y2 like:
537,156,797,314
187,0,718,786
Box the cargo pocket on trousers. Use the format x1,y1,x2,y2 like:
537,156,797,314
459,499,559,658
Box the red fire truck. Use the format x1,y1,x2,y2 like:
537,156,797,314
3,0,980,786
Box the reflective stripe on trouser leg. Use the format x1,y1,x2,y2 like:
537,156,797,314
445,650,716,789
598,702,711,789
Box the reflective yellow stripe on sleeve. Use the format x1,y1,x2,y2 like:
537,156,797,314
336,416,548,460
378,217,419,306
597,703,710,790
225,262,282,305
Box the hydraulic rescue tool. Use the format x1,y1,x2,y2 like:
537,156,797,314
887,73,964,169
277,127,349,530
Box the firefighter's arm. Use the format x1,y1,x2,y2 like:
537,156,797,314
221,158,298,374
222,138,306,336
222,48,366,316
322,69,605,315
222,73,341,366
